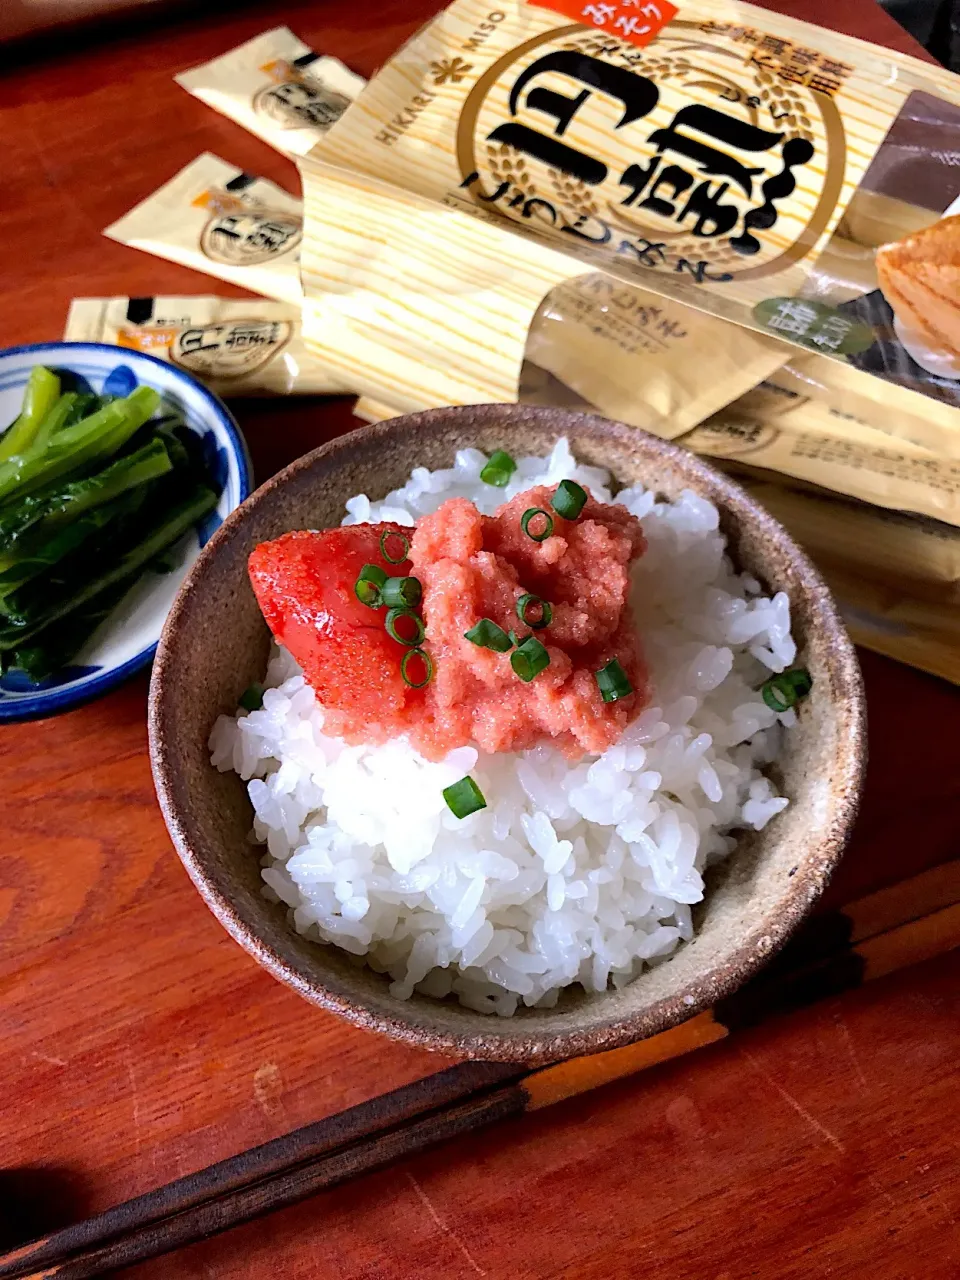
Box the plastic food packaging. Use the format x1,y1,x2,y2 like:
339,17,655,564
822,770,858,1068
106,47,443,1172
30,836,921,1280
764,351,960,458
732,474,960,686
296,0,960,422
65,296,342,395
103,153,303,303
683,397,960,527
175,27,365,158
523,274,792,437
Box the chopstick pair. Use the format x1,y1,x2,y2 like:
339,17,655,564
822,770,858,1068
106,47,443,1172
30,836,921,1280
4,858,959,1280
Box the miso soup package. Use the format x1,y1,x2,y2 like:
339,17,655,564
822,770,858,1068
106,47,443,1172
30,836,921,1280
176,28,365,158
730,474,960,687
298,0,960,421
683,393,960,527
523,274,791,437
104,154,303,303
764,352,960,458
65,297,341,396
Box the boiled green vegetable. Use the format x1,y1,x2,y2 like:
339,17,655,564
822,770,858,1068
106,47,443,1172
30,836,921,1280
0,366,219,684
0,385,160,506
0,366,60,462
0,484,217,651
0,437,173,563
0,487,150,605
2,581,133,682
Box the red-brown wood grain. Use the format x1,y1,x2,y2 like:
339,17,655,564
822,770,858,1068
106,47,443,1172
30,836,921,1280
0,3,958,1277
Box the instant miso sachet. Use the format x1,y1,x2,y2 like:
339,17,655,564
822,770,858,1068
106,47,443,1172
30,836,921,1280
104,154,303,303
176,27,365,158
65,297,341,395
299,0,960,419
729,475,960,687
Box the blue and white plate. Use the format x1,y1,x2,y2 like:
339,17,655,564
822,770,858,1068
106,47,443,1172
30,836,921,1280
0,341,251,723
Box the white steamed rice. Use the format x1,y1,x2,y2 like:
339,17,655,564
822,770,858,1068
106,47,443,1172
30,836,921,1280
210,439,796,1016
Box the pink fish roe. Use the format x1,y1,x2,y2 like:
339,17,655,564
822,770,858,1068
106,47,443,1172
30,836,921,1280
250,485,649,760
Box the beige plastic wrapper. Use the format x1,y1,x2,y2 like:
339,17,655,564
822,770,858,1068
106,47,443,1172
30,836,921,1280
64,297,342,396
297,154,792,431
175,28,365,159
354,397,400,423
299,0,960,421
731,474,960,685
523,275,791,438
103,154,303,304
683,400,960,527
360,385,960,529
765,353,960,458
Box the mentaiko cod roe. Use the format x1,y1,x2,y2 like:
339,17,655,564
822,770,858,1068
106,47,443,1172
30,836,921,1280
248,485,649,760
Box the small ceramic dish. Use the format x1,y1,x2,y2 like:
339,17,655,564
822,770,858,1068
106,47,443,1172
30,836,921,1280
149,406,865,1063
0,341,251,722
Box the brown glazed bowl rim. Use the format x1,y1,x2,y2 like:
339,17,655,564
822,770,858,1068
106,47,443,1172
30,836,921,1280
149,405,866,1063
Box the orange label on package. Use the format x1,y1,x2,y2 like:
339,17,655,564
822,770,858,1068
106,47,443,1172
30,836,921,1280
117,325,179,353
190,187,247,216
526,0,677,48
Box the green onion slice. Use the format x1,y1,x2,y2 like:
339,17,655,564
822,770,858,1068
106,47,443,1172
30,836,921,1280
401,647,433,688
761,667,812,713
354,563,387,608
239,683,264,712
511,635,550,683
551,479,588,520
595,658,633,704
385,607,426,646
464,618,512,652
381,575,422,608
516,593,552,630
480,449,517,487
521,508,554,542
443,775,487,818
380,529,410,564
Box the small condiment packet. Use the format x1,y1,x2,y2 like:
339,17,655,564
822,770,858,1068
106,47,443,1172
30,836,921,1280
684,399,960,527
103,154,303,303
524,274,792,439
65,296,342,396
175,27,365,158
765,352,960,458
733,473,960,687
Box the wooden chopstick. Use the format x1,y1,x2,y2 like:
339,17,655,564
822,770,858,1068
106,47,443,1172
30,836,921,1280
4,858,959,1280
0,1061,524,1279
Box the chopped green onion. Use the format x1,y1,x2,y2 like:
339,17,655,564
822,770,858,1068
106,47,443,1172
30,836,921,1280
443,775,487,819
239,683,264,712
354,563,387,608
595,658,633,703
516,593,552,630
521,508,554,542
551,479,588,520
761,667,812,713
380,529,410,564
401,647,433,688
385,607,425,646
788,668,813,697
464,618,512,652
480,449,517,487
511,635,550,682
508,629,519,648
381,575,422,608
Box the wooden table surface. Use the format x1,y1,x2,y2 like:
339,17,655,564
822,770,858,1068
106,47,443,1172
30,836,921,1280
2,3,959,1277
